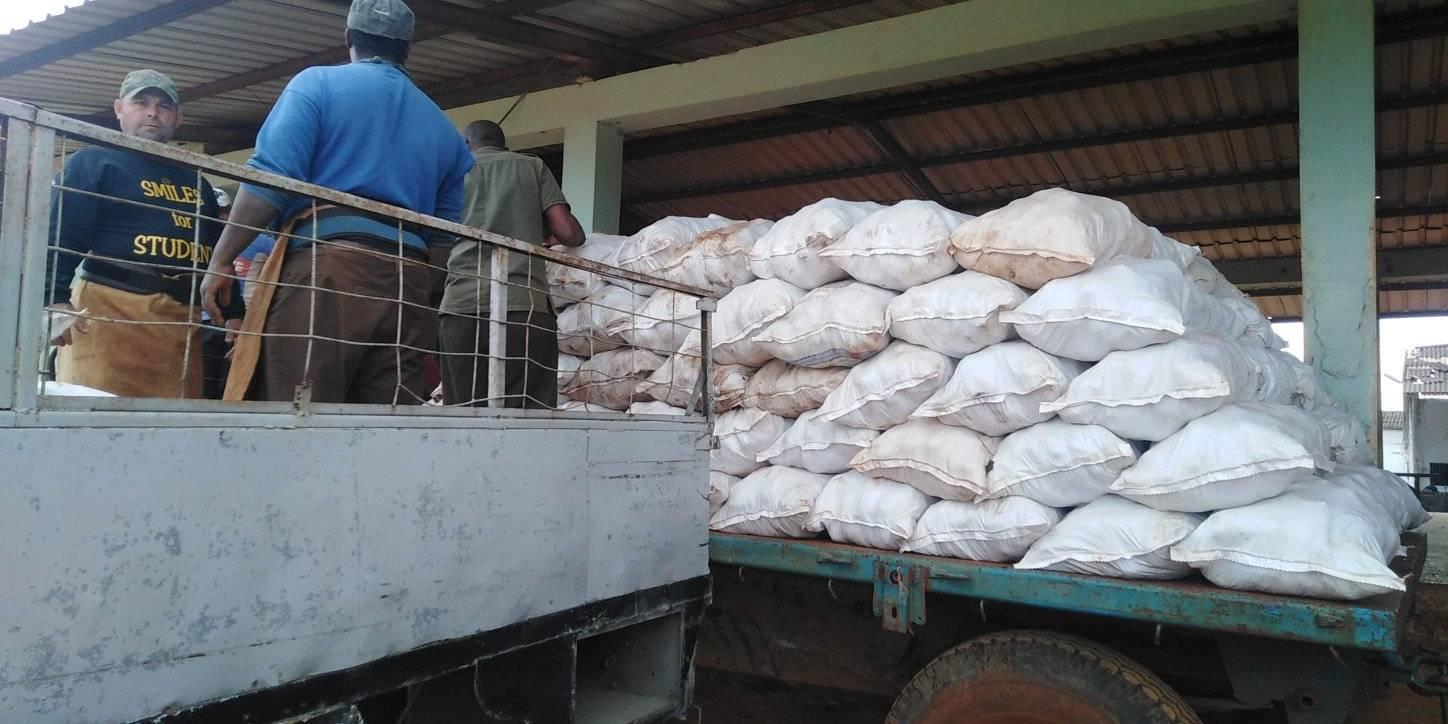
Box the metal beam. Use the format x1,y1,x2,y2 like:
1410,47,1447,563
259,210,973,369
0,0,235,80
792,100,946,203
1215,247,1448,289
1157,204,1448,233
405,0,661,70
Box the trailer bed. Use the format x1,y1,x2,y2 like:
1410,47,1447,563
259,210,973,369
709,531,1427,652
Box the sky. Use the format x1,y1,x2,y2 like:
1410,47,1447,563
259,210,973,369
0,1,83,35
1272,317,1448,412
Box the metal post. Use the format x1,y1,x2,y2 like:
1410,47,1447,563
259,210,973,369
486,247,509,407
13,124,54,413
561,120,623,234
0,117,35,410
1298,0,1380,459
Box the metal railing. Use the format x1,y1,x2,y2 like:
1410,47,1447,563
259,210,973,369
0,96,714,422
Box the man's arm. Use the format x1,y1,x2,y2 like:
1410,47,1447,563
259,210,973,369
545,203,586,247
200,188,280,323
46,152,101,307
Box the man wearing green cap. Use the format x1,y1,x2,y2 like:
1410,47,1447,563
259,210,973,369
45,69,243,398
200,0,474,405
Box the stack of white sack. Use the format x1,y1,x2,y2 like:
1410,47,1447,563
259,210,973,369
547,233,629,309
611,215,734,281
566,193,1421,605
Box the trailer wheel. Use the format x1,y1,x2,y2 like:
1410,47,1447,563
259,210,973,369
886,630,1201,724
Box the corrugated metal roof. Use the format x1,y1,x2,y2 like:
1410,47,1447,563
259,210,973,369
1406,343,1448,395
1383,410,1406,429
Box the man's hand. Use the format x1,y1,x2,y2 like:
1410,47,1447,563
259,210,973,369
224,317,242,345
200,272,233,327
46,303,83,346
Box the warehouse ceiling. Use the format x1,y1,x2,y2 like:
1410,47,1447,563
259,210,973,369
2,0,1447,318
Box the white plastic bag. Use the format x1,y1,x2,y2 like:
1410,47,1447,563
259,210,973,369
613,215,732,278
563,348,667,410
1147,228,1200,270
652,219,771,295
758,408,880,475
557,285,648,357
711,278,807,366
1112,402,1335,512
983,420,1137,508
849,418,997,501
754,281,896,368
1327,464,1430,532
806,472,933,550
1016,496,1203,580
711,407,792,476
1001,257,1243,362
819,200,966,290
611,289,700,356
1042,336,1263,442
949,188,1154,289
748,198,883,288
912,341,1086,436
903,498,1062,563
815,342,954,430
885,271,1027,357
709,471,738,517
546,233,628,308
1171,477,1406,600
709,466,831,538
1309,403,1372,465
742,361,850,418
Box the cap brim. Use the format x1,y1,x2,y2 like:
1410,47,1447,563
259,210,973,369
122,86,180,105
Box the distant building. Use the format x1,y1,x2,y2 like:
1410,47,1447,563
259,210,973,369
1382,411,1408,474
1404,343,1448,478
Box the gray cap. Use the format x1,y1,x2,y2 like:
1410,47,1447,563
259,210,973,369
347,0,415,42
118,69,180,105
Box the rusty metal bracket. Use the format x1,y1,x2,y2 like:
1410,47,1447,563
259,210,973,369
872,561,927,633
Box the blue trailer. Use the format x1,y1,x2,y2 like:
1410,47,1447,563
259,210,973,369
703,531,1442,723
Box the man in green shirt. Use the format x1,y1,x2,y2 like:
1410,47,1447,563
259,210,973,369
439,120,585,407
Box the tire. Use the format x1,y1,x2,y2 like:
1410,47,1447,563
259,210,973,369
886,630,1202,724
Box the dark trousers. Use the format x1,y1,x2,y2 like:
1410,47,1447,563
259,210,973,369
255,242,433,405
201,323,230,400
439,311,558,408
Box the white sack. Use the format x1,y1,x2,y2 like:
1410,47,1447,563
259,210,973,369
1042,336,1263,442
564,348,667,410
820,199,966,290
1112,402,1335,513
1171,477,1406,600
983,420,1137,507
903,498,1062,563
806,472,933,550
1310,403,1373,465
754,281,896,368
742,361,850,418
708,472,738,517
1327,464,1430,532
628,401,687,415
613,215,732,278
546,233,628,308
748,198,884,288
886,271,1027,357
38,381,115,397
758,408,880,475
949,188,1155,289
709,466,831,538
557,286,648,356
557,400,612,413
816,342,954,430
712,278,807,366
1237,344,1318,408
637,331,752,412
612,289,700,355
1016,496,1202,580
711,407,791,477
652,219,771,295
849,418,996,501
1147,228,1201,270
1001,257,1244,362
912,341,1086,436
557,354,583,391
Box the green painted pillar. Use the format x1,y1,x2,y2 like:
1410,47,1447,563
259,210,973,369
561,120,624,234
1299,0,1380,459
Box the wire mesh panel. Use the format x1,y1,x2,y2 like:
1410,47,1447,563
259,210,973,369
0,97,714,420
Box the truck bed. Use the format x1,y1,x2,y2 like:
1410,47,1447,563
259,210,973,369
709,531,1427,652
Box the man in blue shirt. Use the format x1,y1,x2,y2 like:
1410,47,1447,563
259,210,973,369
200,0,473,404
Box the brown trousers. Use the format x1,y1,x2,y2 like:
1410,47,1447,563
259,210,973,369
253,242,433,405
56,278,203,398
439,311,558,408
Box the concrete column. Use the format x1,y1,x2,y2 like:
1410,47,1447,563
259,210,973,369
561,120,624,234
1299,0,1380,458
